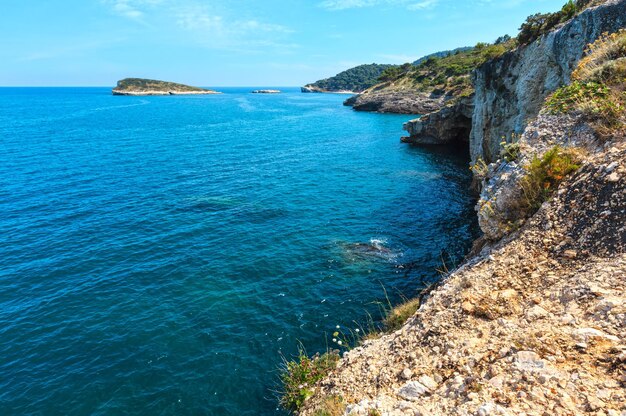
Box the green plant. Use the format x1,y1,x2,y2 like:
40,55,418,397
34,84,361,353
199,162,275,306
500,133,522,162
280,348,340,412
520,146,581,211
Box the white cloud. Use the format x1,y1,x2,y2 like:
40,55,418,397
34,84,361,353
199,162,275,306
103,0,163,20
319,0,439,10
407,0,439,10
175,5,296,51
102,0,295,51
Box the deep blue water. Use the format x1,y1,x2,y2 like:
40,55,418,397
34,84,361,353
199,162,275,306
0,87,478,415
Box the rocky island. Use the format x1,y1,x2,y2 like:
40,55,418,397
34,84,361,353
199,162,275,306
283,1,626,415
112,78,220,96
251,89,281,94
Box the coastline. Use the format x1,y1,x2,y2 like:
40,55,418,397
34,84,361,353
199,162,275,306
294,1,626,414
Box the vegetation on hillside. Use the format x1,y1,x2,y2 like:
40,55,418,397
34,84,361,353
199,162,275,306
546,29,626,137
279,349,340,413
376,38,516,99
518,0,601,45
412,46,474,65
114,78,207,92
305,64,396,92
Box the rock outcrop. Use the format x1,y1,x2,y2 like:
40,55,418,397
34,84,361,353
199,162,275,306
470,0,626,164
401,96,474,145
345,90,448,114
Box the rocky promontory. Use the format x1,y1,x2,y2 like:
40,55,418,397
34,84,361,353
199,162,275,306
112,78,220,96
345,89,448,114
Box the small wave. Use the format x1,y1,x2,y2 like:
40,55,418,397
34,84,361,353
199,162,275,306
92,100,150,112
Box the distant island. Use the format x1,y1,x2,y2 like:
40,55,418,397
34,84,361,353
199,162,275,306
302,63,395,94
112,78,221,96
251,89,281,94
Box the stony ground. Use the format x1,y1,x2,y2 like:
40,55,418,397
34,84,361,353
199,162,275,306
301,138,625,415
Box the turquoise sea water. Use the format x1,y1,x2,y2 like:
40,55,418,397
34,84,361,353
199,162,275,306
0,87,478,415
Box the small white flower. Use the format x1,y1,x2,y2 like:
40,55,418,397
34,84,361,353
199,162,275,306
337,340,343,345
332,338,337,342
355,329,360,333
336,325,340,329
298,385,304,389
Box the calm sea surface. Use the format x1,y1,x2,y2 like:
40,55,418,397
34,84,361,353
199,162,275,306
0,87,478,415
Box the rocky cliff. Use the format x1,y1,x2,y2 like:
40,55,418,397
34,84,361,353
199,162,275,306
401,0,626,156
292,1,626,415
470,0,626,164
401,96,474,144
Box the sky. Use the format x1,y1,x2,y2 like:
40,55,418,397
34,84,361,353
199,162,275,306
0,0,568,86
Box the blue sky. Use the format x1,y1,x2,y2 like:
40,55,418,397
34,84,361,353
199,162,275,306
1,0,567,86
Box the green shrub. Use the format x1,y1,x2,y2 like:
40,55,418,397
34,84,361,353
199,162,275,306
280,350,340,412
520,146,581,211
518,0,595,45
501,141,521,163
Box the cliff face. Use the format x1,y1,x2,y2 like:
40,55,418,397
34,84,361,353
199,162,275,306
401,96,474,145
470,0,626,164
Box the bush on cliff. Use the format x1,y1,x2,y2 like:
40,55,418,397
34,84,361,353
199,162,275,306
518,0,597,45
280,349,340,412
520,146,581,212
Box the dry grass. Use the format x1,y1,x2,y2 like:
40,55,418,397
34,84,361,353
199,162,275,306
384,298,421,332
572,30,626,81
312,395,346,416
547,30,626,137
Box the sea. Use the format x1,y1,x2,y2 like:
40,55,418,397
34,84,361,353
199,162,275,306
0,87,478,415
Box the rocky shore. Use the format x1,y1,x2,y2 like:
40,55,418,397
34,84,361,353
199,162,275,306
303,136,625,415
295,1,626,415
